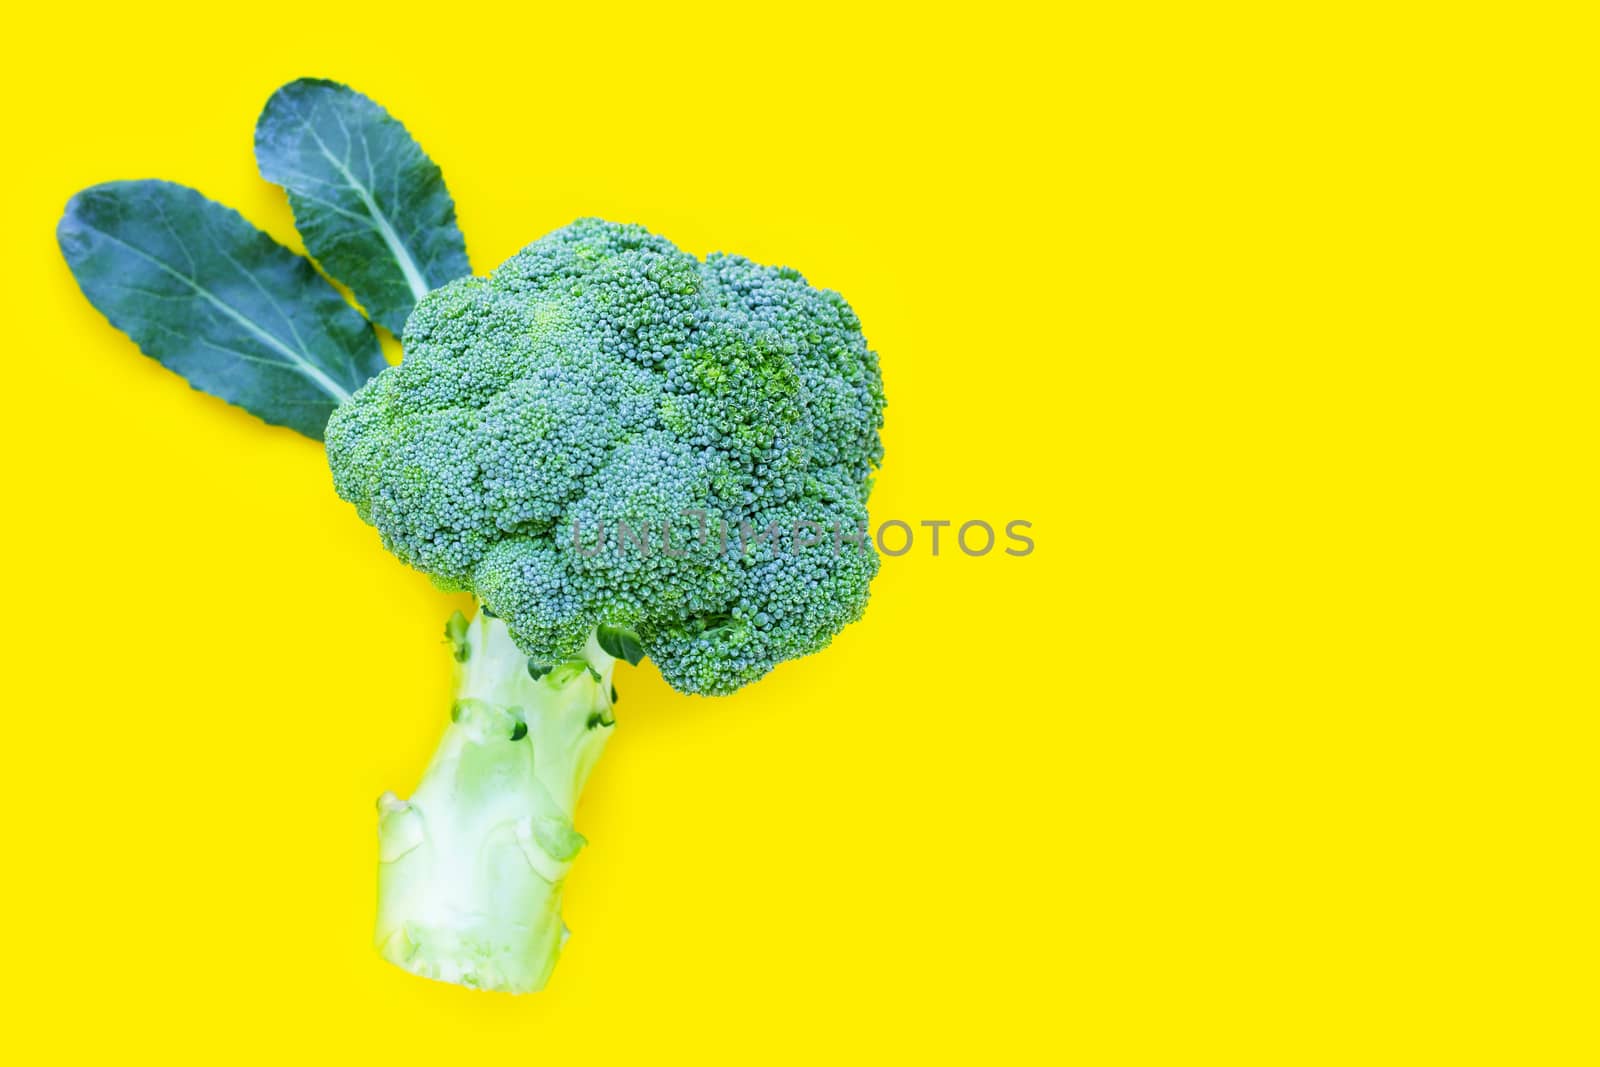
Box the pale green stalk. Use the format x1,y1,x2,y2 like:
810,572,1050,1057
375,612,615,992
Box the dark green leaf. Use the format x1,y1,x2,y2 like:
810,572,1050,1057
596,624,645,666
57,180,386,440
527,661,551,681
255,79,471,335
610,685,618,704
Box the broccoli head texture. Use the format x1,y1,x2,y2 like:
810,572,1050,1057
326,219,885,694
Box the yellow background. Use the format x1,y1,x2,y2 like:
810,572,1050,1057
2,3,1593,1062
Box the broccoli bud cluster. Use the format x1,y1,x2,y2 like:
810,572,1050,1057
326,219,885,694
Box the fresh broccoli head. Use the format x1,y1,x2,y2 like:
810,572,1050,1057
59,81,891,995
325,219,885,991
326,218,885,695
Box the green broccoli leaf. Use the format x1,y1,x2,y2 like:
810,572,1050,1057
57,180,387,440
595,624,646,666
255,78,471,335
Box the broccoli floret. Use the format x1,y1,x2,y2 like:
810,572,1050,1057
327,220,885,992
327,218,885,694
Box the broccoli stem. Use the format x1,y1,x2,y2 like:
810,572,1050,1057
374,611,615,992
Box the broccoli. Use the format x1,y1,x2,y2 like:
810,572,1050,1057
58,82,885,994
327,219,885,990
